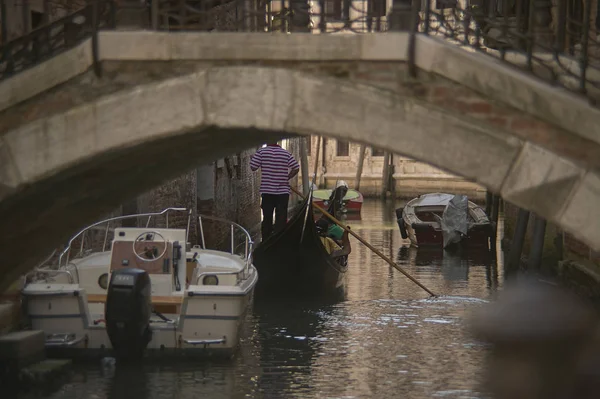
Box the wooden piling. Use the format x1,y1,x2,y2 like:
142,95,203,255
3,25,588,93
312,136,321,186
490,195,500,251
389,154,396,199
485,191,493,216
355,144,366,191
507,208,530,279
299,137,310,194
381,152,390,199
319,138,327,188
528,215,547,271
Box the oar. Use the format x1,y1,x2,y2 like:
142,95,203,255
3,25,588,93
291,187,437,298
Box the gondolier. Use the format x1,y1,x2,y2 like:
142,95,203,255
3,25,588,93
250,143,300,241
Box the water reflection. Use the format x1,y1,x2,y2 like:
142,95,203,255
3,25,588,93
19,199,500,399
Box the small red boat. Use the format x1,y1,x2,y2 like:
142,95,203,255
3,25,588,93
396,193,493,249
312,187,363,214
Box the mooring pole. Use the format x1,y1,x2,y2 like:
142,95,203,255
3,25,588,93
389,154,396,199
381,152,390,199
506,208,530,280
555,229,564,262
527,215,547,271
355,144,366,191
490,195,500,252
320,138,327,188
299,137,310,195
312,136,321,187
485,191,493,216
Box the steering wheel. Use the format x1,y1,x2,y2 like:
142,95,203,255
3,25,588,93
133,231,168,262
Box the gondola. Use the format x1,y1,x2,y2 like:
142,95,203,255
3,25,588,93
252,192,349,297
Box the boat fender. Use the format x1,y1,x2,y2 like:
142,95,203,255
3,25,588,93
396,208,409,239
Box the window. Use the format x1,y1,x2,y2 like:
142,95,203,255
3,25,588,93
336,140,349,157
371,146,384,156
324,0,347,21
435,0,457,9
31,11,44,30
369,0,386,17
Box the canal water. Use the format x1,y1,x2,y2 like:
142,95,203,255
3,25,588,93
21,199,502,399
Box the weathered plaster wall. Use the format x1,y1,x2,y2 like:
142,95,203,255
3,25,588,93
304,136,486,199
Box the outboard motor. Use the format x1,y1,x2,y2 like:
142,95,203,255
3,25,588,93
105,268,152,362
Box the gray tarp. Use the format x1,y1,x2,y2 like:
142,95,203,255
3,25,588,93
440,195,469,249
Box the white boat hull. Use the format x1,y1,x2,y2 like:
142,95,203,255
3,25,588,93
22,210,259,359
24,269,257,358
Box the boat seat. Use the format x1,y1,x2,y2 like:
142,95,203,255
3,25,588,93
87,294,183,315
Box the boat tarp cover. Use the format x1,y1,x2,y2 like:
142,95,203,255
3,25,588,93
440,194,469,248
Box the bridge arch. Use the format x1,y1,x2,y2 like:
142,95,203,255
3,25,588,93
0,65,593,289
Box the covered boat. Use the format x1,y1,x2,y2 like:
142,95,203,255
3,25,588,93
396,193,493,249
22,208,257,361
253,193,349,296
312,182,363,215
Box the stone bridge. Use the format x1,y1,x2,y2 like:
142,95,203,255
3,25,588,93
1,31,600,291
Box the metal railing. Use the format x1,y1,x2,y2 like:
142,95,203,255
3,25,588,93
2,0,599,101
416,0,600,99
196,215,254,277
0,0,116,81
149,0,389,33
29,207,254,285
57,207,189,268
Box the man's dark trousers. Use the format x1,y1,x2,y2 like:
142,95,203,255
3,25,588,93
261,193,289,240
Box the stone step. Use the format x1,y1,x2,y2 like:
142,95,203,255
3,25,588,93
0,301,20,334
19,359,73,387
0,330,45,367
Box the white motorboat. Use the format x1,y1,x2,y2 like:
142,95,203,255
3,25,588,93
22,208,258,360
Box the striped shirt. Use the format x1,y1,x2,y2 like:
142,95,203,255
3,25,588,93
250,145,300,195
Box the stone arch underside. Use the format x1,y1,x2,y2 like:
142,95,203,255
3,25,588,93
0,65,595,291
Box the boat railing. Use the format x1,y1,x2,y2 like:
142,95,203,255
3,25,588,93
196,215,254,276
31,269,76,284
57,207,190,268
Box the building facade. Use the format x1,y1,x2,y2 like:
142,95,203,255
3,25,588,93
304,136,486,199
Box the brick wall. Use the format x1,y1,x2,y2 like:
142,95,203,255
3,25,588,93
209,148,262,250
137,170,197,240
341,60,595,167
125,141,289,254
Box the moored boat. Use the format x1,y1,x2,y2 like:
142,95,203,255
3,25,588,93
252,193,349,297
312,183,363,215
22,208,257,361
396,193,493,249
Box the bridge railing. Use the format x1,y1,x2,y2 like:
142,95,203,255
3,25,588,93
418,0,600,101
1,0,599,102
148,0,388,33
0,0,116,81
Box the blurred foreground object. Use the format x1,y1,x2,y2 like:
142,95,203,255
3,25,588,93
470,281,600,399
